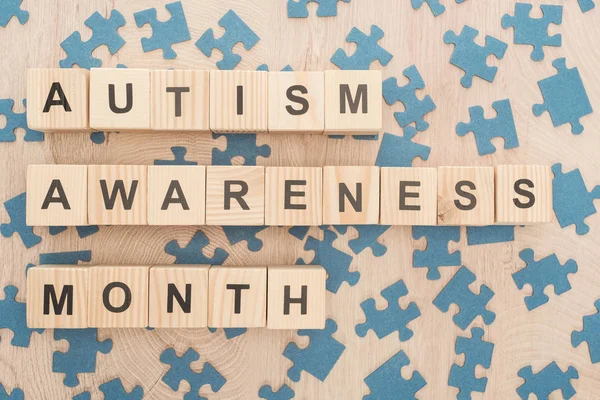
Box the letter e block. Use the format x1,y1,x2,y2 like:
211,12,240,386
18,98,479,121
323,166,379,225
438,166,494,225
380,167,437,225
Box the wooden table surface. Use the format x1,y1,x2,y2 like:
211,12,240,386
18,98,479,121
1,0,599,398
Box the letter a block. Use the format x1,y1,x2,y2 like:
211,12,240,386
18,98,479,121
27,265,89,328
267,265,326,329
438,166,494,225
26,164,88,226
323,166,379,225
380,167,437,225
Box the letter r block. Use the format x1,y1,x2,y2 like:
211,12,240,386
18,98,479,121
380,167,437,225
323,166,379,225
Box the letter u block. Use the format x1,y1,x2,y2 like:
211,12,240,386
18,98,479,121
323,166,379,225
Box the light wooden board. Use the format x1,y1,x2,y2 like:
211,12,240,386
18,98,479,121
1,0,600,399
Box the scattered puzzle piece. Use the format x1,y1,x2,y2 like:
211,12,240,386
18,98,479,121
0,99,44,142
288,226,310,241
552,163,600,235
466,225,515,245
456,99,519,156
258,384,295,400
0,0,28,27
501,3,562,61
212,133,271,165
160,347,226,400
330,25,392,70
222,226,267,252
134,1,191,59
287,0,350,17
533,58,592,134
40,250,92,265
0,382,24,400
196,10,259,70
208,327,247,339
49,225,99,239
355,280,421,341
375,128,431,167
154,146,198,165
165,230,229,264
572,299,600,364
578,0,596,12
283,319,346,382
412,226,461,280
72,392,90,400
334,225,390,256
444,25,507,88
411,0,445,17
449,327,494,400
517,362,578,400
60,10,126,69
0,286,43,347
1,192,41,248
98,378,143,399
364,350,426,400
433,266,496,330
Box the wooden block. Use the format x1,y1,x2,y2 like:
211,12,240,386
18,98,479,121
89,68,150,131
380,167,437,225
268,71,325,134
148,166,206,225
437,166,494,225
208,266,267,328
88,266,150,328
151,70,210,132
324,70,382,135
26,69,89,131
265,167,322,226
267,265,326,329
206,166,265,226
26,165,88,226
148,265,209,328
88,165,147,225
322,166,379,225
26,265,88,328
495,165,553,224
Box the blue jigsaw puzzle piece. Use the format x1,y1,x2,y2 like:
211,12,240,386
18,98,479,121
572,299,600,363
334,225,390,256
382,65,436,132
0,0,28,26
466,225,515,245
411,0,445,16
212,133,271,165
40,250,92,265
257,64,293,71
196,10,259,70
512,248,577,310
533,58,592,135
134,1,191,59
578,0,596,12
444,25,507,88
517,362,578,400
356,280,421,341
449,327,495,400
0,99,44,142
0,286,43,347
456,99,519,156
222,226,267,252
72,392,90,400
375,128,431,167
331,25,392,70
412,226,461,280
60,10,126,69
287,0,350,17
1,192,41,248
0,383,23,400
552,163,600,235
208,327,247,339
364,350,426,400
288,226,310,241
98,378,143,399
501,3,562,61
49,225,99,238
154,146,198,165
433,266,496,330
165,230,229,265
258,384,295,400
283,319,346,382
160,347,226,400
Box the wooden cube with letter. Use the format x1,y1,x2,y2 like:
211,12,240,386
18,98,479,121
380,167,437,225
323,166,379,224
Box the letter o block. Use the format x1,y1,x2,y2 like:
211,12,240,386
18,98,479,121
437,167,494,225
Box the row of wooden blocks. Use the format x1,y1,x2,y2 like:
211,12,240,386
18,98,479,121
26,164,553,227
27,264,326,329
27,68,382,134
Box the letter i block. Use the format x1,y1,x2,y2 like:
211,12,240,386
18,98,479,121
206,166,265,225
265,167,323,226
268,71,325,134
267,265,326,329
26,165,88,226
324,70,382,135
27,265,89,328
437,166,495,225
208,266,267,328
380,167,437,225
88,266,150,328
151,70,210,132
210,71,268,133
27,69,89,131
148,166,206,225
148,265,209,328
90,68,150,131
495,165,552,224
323,166,379,225
88,165,148,225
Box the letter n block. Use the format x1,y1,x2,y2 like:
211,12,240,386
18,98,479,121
206,166,265,225
208,266,267,328
324,70,382,135
438,166,495,225
88,266,150,328
27,265,89,328
27,69,89,131
495,165,552,224
26,165,88,226
380,167,437,225
267,265,326,329
88,165,147,225
323,166,379,225
148,265,209,328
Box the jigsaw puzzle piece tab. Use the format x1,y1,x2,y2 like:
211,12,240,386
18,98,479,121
572,299,600,363
288,0,350,17
134,1,191,59
154,146,198,165
99,378,143,399
578,0,596,12
517,362,578,400
364,350,426,400
412,226,461,280
222,226,267,252
411,0,445,16
449,327,494,399
0,99,44,142
1,192,41,248
0,286,43,347
212,133,271,165
0,383,23,400
330,25,392,70
375,128,431,167
258,384,295,400
165,230,229,265
339,225,390,257
0,0,28,26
